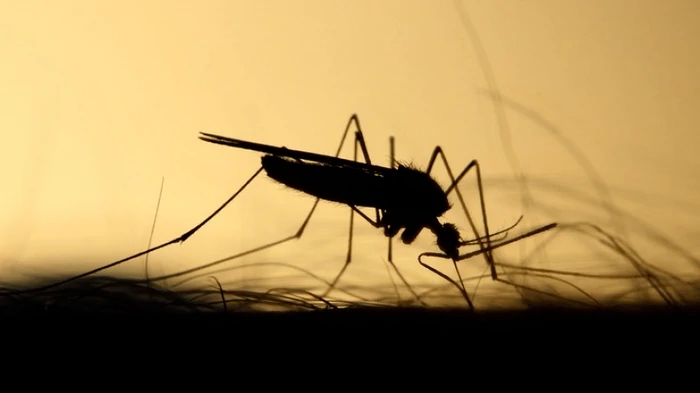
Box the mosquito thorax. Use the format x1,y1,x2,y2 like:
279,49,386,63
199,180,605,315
394,164,451,217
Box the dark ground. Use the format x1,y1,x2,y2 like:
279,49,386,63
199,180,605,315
2,303,698,364
4,303,698,335
2,277,698,357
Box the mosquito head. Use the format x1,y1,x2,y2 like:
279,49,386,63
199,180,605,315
429,221,461,260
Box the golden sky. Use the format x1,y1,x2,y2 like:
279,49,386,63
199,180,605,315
1,0,698,307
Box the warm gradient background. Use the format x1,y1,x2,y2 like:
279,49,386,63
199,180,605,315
1,0,698,307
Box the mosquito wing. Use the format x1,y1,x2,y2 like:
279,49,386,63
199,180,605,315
199,132,392,174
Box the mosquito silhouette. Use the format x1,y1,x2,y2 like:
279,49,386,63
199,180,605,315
190,114,556,307
3,114,556,308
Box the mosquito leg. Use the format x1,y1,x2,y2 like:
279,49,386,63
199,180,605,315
321,114,385,298
345,115,382,223
384,136,428,305
425,150,496,279
388,136,395,264
423,146,562,307
179,167,265,243
439,156,556,300
322,117,425,304
278,115,370,244
10,166,266,295
418,148,491,307
344,117,379,266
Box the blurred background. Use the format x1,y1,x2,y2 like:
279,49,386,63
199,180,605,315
1,0,698,309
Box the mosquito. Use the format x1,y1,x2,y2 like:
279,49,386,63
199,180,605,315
192,114,557,308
